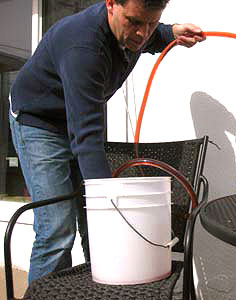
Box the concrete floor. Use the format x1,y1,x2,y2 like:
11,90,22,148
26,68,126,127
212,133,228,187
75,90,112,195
0,266,28,300
0,200,85,300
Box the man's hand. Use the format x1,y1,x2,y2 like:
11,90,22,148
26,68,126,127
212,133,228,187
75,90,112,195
172,23,206,47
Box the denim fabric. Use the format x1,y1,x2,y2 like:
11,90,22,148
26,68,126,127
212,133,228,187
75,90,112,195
9,114,89,284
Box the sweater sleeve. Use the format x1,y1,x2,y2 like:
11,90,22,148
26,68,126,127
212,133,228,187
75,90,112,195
59,46,112,179
142,23,174,54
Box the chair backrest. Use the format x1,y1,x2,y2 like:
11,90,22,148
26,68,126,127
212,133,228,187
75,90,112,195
104,136,208,252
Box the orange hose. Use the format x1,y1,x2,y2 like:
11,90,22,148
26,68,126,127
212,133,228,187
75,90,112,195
202,31,236,39
134,31,236,143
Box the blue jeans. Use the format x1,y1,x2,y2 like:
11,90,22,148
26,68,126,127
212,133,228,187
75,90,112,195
9,114,89,283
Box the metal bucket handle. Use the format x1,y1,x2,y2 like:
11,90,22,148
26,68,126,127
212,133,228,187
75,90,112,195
110,158,197,248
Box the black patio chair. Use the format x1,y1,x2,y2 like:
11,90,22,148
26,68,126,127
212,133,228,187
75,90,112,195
4,136,209,300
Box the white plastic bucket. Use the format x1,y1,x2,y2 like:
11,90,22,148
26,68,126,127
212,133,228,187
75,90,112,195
84,177,177,285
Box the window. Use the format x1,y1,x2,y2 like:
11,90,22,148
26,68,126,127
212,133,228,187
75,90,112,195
0,0,32,201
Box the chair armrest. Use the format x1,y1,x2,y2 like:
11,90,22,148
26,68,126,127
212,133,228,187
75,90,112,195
4,190,80,300
182,175,209,299
198,175,209,205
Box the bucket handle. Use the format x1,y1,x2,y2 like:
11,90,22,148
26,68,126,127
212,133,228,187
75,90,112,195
111,158,197,248
110,198,178,249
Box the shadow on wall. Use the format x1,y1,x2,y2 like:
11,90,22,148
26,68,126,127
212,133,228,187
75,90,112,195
190,91,236,200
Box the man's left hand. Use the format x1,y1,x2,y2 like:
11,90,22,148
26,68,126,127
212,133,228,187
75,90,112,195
172,23,206,47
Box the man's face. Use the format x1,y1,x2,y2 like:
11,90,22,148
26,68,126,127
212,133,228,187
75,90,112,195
106,0,163,52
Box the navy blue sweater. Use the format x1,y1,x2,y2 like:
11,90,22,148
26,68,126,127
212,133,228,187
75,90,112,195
11,2,174,179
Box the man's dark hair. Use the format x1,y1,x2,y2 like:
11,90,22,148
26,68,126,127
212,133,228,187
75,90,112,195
114,0,170,10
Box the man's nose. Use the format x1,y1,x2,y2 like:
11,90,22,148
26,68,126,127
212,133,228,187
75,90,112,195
136,24,149,39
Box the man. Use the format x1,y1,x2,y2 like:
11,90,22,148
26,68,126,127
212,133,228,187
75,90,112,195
9,0,205,283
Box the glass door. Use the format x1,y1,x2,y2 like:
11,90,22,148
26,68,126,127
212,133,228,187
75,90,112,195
0,0,32,200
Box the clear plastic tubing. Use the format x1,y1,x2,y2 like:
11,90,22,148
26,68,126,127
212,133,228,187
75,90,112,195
112,157,197,208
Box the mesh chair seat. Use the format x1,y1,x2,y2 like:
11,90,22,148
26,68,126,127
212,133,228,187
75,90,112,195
24,262,183,300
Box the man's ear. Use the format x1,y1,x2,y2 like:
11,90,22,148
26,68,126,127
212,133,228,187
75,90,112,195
106,0,115,14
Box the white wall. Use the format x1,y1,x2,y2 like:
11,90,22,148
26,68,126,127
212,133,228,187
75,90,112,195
0,0,32,59
107,0,236,201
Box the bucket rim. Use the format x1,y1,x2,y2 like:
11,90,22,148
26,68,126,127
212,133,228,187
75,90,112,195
85,191,171,198
84,176,171,185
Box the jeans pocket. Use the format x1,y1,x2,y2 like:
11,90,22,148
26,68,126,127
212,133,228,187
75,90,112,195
9,113,26,153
